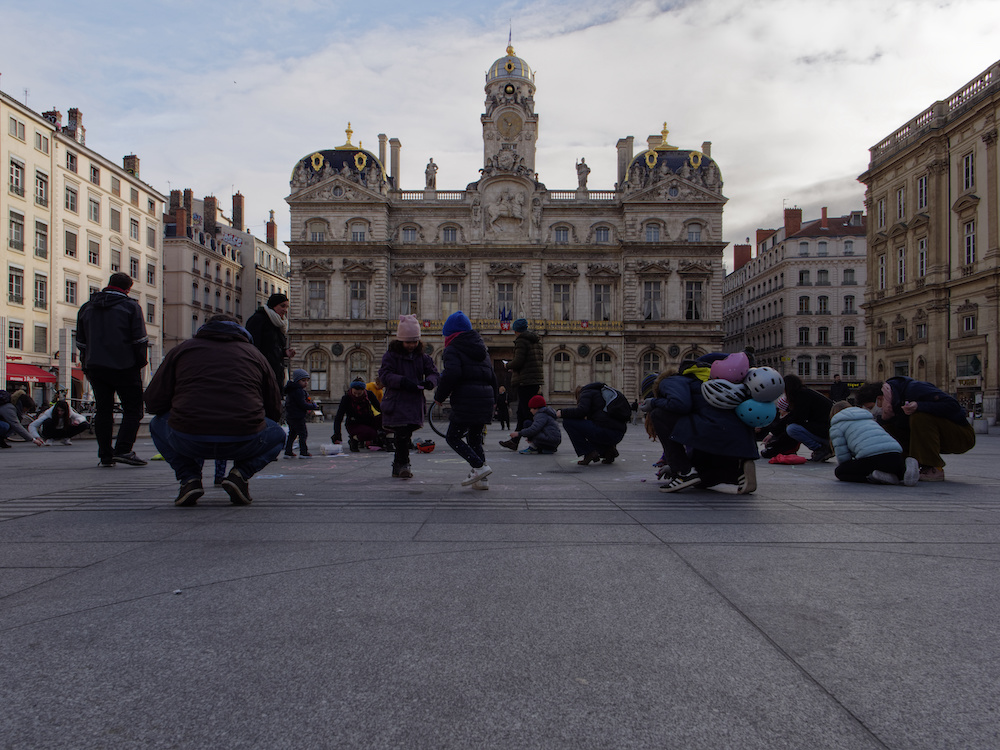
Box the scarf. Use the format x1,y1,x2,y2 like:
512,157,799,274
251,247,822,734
264,305,289,336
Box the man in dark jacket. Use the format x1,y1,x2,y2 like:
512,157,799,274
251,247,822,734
333,380,383,451
76,272,149,467
499,318,544,451
557,382,628,465
434,311,497,489
856,377,975,482
829,374,850,402
144,314,285,506
245,292,296,386
783,373,834,462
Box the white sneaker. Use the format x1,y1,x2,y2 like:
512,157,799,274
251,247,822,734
903,457,919,487
869,470,901,485
472,476,490,490
42,439,53,446
461,464,493,486
61,438,72,446
660,469,701,493
737,459,757,495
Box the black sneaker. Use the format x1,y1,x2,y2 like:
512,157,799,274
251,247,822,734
221,468,253,505
0,439,10,449
348,437,360,453
809,447,833,463
113,451,147,466
175,479,204,507
98,460,115,468
660,470,701,493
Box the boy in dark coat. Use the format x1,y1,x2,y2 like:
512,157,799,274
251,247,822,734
511,395,561,454
783,373,834,462
434,311,496,489
557,382,628,465
284,368,315,458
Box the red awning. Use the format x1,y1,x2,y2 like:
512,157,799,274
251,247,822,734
6,363,57,383
72,368,86,382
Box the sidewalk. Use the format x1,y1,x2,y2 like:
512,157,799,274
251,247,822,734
2,426,999,749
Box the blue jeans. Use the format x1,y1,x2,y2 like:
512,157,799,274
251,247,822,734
149,414,286,483
785,423,825,451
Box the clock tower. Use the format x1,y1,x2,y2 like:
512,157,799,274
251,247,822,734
482,45,538,177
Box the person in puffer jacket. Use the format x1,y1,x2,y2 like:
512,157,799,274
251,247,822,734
512,395,561,454
829,401,919,486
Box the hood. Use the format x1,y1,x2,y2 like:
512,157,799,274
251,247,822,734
194,319,253,343
681,364,712,383
537,406,558,419
517,330,540,344
449,330,489,362
88,290,133,309
831,406,875,425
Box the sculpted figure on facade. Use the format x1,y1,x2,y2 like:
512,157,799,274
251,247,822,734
488,189,525,231
425,158,438,189
576,158,590,189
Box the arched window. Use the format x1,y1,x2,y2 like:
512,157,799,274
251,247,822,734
641,351,661,379
349,350,369,385
309,350,329,391
552,351,572,392
798,295,810,314
645,224,660,242
594,352,613,385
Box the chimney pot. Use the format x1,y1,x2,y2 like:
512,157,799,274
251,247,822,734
232,192,245,232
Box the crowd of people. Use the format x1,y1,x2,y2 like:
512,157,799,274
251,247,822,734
1,274,983,503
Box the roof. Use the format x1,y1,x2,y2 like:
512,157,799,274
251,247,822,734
789,215,867,239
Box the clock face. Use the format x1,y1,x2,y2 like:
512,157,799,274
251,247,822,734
497,112,523,139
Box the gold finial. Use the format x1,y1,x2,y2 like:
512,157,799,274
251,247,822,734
345,122,354,145
506,44,515,56
656,121,679,151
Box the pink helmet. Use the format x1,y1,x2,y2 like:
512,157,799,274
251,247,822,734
710,351,751,384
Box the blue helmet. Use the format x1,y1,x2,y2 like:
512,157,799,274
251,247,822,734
735,398,778,428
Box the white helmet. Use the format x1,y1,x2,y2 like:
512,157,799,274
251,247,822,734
701,379,750,409
744,367,785,402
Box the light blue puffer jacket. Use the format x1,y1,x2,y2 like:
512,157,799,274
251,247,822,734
829,406,902,463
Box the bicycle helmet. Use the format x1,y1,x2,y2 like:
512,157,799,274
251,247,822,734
701,379,750,409
735,398,778,429
709,351,751,384
743,367,785,402
415,439,436,453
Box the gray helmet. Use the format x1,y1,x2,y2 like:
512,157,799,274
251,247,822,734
744,367,785,402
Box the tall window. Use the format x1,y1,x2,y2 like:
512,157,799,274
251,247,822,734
147,226,156,248
65,185,78,212
309,351,328,391
307,280,327,319
8,322,23,350
66,152,78,172
798,326,810,345
798,295,810,314
917,174,928,209
964,221,976,264
552,351,572,392
685,281,703,320
593,283,611,321
34,274,46,309
111,248,121,272
349,280,367,319
843,326,856,345
147,302,156,324
817,326,830,345
844,240,854,255
552,283,571,321
65,230,77,258
816,356,830,378
642,281,662,320
843,268,855,284
401,227,416,243
129,218,139,241
877,198,886,228
554,227,569,244
399,282,418,316
8,211,24,250
594,227,610,244
842,356,857,378
896,187,905,219
594,352,613,384
34,132,49,154
148,263,156,286
442,227,457,243
34,324,47,353
641,351,661,380
88,239,100,265
799,270,810,285
349,351,369,384
441,282,459,318
963,151,975,190
90,165,100,185
816,269,829,284
798,241,809,256
34,172,48,206
8,267,24,303
917,238,927,276
878,255,886,290
130,255,140,279
8,159,24,196
817,296,829,314
65,278,78,304
110,207,121,233
797,357,811,377
897,247,906,284
844,295,856,314
817,241,827,256
645,224,660,242
497,282,514,319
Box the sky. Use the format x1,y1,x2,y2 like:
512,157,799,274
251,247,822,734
3,0,1000,268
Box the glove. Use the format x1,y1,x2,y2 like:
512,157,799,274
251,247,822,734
421,379,435,390
400,378,421,392
639,397,655,414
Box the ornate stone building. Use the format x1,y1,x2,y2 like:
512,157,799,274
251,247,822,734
286,46,727,405
858,59,1000,419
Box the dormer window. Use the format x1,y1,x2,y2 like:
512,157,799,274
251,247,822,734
594,227,610,244
443,227,457,243
402,227,417,243
554,227,569,244
645,224,660,242
351,224,366,242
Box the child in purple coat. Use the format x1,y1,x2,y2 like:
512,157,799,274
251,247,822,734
378,314,439,478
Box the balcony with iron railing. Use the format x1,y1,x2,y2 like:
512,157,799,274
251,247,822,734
9,183,24,197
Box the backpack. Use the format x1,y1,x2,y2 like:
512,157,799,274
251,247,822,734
600,385,632,422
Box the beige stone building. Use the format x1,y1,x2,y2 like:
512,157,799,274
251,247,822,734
723,207,868,393
858,59,1000,419
162,190,289,353
285,45,727,405
2,96,164,401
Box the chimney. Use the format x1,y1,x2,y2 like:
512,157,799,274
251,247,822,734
42,109,62,128
123,154,140,178
733,243,752,271
169,190,181,212
204,196,218,236
701,141,712,158
66,108,85,145
616,136,634,187
821,206,828,229
232,192,245,232
647,134,663,151
266,210,277,247
784,207,802,237
756,228,774,246
174,207,188,238
389,138,401,186
378,134,387,168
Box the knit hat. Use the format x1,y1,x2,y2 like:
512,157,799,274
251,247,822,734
442,310,472,336
396,314,421,342
775,395,789,412
291,368,309,382
350,379,366,389
513,318,528,332
267,293,289,309
528,395,546,409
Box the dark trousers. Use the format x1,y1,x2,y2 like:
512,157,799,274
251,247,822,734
834,452,906,483
38,419,90,440
285,417,309,455
446,420,486,469
391,425,416,467
650,408,692,475
346,423,381,445
86,366,144,462
690,450,746,488
510,384,541,446
562,418,622,457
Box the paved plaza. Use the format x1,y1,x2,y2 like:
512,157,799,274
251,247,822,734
2,424,999,749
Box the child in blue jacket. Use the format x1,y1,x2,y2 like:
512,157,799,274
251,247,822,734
284,368,316,458
829,401,919,485
512,395,561,454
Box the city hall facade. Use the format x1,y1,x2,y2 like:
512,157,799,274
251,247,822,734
285,46,727,406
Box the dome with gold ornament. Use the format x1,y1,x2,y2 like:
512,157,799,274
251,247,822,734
290,122,387,189
486,44,535,85
624,123,723,193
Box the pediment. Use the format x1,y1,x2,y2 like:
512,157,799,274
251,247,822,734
301,259,335,276
623,178,724,205
586,262,621,278
487,261,525,278
393,262,427,278
952,193,980,214
910,212,930,228
544,263,580,279
291,177,388,204
635,260,672,276
432,262,467,278
342,258,376,277
887,221,908,238
678,260,713,276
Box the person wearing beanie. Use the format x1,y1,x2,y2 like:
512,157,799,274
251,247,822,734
758,393,799,460
245,291,296,386
433,311,496,488
379,315,440,478
509,394,561,454
333,379,384,452
283,368,316,458
499,318,545,452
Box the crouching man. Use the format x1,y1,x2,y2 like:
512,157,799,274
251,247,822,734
144,314,286,506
